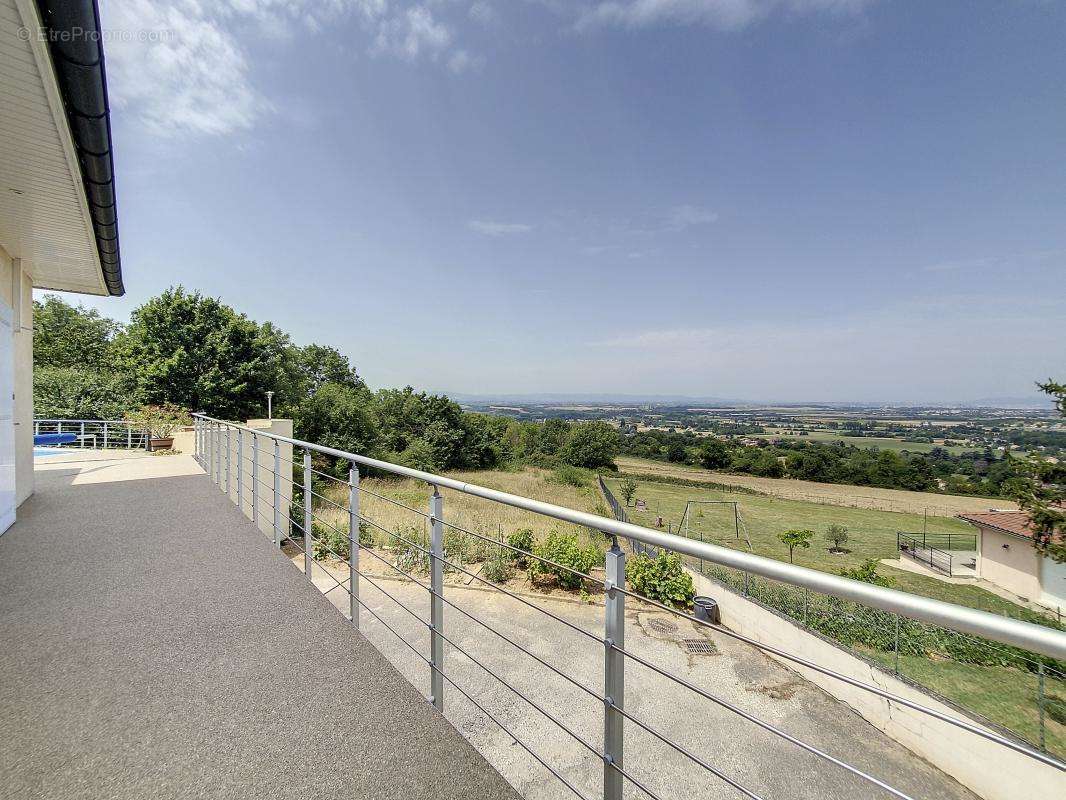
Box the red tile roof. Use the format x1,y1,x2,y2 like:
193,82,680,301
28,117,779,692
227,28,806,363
957,511,1036,539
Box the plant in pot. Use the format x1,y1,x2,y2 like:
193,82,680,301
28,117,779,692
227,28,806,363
126,403,190,451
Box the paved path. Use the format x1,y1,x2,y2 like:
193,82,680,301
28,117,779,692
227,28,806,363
0,457,520,800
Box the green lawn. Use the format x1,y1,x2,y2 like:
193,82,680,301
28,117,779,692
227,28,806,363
863,650,1066,759
604,476,1050,620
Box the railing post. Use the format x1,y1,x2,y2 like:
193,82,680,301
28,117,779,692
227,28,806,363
128,423,133,450
236,429,243,512
1038,663,1046,751
303,452,313,581
225,426,231,498
80,421,85,448
603,538,625,800
273,438,282,548
429,485,444,711
349,463,360,629
251,434,259,529
102,422,109,449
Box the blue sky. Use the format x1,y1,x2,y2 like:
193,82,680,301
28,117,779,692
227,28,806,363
49,1,1065,403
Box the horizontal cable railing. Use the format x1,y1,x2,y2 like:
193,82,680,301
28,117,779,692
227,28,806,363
33,418,149,450
192,414,1066,800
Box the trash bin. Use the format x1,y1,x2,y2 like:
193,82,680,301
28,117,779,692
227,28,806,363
693,596,720,625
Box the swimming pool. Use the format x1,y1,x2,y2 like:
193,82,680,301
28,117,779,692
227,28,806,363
33,447,69,458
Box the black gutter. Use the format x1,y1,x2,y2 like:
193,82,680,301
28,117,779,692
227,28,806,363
33,0,123,296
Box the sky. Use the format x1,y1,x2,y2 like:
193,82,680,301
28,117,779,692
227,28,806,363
45,0,1066,404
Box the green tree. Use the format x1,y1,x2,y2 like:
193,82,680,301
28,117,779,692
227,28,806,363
778,528,813,563
292,344,365,399
293,382,379,458
33,295,122,371
115,287,295,420
620,475,638,506
1011,380,1066,563
561,422,619,469
698,439,731,470
33,365,133,419
825,524,849,552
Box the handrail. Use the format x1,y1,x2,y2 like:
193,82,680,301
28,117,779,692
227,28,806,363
192,413,1066,661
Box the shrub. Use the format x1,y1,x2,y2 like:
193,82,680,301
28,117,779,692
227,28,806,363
311,520,349,561
481,547,514,584
550,464,589,487
528,531,600,589
838,559,893,587
626,552,694,608
507,528,535,567
392,524,431,574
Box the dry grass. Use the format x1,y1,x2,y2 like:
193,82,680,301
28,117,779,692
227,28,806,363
308,466,609,554
615,456,1015,517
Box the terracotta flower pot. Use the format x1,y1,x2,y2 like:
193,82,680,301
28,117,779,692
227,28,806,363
150,437,174,451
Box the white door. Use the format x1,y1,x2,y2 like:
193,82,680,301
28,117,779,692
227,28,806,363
0,301,14,533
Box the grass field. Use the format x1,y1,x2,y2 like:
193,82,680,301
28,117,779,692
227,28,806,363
603,474,1050,619
758,429,974,455
615,456,1015,518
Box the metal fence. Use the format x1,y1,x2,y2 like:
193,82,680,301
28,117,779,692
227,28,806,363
897,532,957,575
33,418,149,450
194,415,1066,800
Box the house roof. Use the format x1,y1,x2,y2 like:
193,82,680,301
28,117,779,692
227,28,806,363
958,511,1037,540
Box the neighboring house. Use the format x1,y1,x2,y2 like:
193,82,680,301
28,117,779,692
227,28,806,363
0,1,124,531
958,511,1066,611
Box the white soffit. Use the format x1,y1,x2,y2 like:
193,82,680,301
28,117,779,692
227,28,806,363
0,0,107,296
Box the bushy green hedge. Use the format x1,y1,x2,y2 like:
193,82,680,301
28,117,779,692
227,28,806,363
626,552,694,608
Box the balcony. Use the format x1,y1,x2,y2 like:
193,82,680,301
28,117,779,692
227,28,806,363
1,419,1064,800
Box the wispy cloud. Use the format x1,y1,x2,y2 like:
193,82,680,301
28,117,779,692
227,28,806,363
100,0,479,138
469,219,534,236
575,0,875,32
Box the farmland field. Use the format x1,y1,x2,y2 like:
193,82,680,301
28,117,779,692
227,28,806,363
615,456,1015,517
757,429,973,454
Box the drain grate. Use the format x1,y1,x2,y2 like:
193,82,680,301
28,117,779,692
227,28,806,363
682,638,715,655
646,617,678,634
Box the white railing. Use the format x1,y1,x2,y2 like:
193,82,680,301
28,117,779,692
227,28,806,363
193,413,1066,800
33,419,149,450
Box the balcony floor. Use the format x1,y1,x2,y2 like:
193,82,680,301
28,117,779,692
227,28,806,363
0,454,520,800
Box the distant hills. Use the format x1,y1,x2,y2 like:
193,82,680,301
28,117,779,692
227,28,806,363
447,392,1057,410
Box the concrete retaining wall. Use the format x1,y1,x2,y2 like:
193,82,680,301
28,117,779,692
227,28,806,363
689,568,1064,800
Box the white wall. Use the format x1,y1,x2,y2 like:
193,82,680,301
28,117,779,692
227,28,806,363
1040,557,1066,611
980,527,1042,601
0,244,34,506
688,568,1064,800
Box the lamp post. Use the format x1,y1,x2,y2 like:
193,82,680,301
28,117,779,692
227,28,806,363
266,391,274,420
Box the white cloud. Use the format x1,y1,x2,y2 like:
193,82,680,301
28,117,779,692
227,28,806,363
469,219,534,236
100,0,478,139
663,204,718,231
469,1,499,26
575,0,875,32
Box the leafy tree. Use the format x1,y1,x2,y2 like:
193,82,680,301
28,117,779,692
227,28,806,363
292,344,365,399
561,421,619,469
34,295,122,372
778,528,813,563
33,365,132,419
115,287,295,420
665,440,687,463
698,439,731,470
620,475,638,506
292,382,379,466
825,524,849,552
1011,380,1066,562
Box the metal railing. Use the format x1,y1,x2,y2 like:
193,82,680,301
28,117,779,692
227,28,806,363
897,532,956,576
194,414,1066,800
897,531,978,553
33,418,149,450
